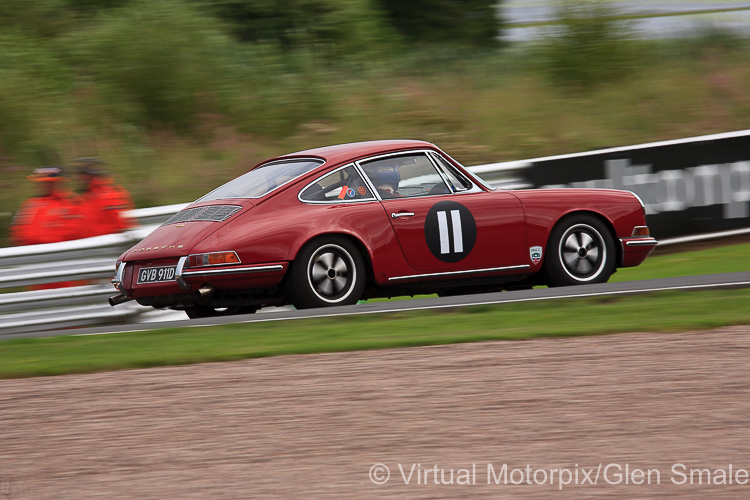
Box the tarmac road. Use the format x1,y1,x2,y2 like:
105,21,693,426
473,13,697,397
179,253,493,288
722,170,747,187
1,326,750,498
9,270,750,339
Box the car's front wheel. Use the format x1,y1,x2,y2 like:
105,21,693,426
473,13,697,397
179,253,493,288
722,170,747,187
543,215,616,287
288,237,366,309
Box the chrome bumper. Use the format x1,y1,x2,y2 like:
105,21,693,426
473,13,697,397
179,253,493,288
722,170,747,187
111,262,127,293
175,256,285,290
623,237,659,248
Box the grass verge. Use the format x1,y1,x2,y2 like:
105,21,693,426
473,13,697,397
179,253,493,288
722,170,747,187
1,287,749,379
612,240,750,282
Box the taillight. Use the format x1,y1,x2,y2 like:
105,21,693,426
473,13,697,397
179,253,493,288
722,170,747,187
188,251,241,268
632,226,650,237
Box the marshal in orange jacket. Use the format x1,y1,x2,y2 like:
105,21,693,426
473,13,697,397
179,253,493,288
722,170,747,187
78,176,135,238
10,168,83,246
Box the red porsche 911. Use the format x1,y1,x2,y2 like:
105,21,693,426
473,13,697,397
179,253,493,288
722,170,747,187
110,140,657,318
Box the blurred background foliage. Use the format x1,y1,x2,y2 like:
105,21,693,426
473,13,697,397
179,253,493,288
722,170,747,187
535,1,640,88
2,0,750,245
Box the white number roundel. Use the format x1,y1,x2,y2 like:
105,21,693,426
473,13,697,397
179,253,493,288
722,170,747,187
424,201,477,263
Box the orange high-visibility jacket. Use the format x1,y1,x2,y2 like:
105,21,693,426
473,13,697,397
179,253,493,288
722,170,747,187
79,177,135,237
10,191,83,246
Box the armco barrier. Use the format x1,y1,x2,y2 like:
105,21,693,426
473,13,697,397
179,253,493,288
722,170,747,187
0,286,144,335
3,134,749,336
0,229,156,335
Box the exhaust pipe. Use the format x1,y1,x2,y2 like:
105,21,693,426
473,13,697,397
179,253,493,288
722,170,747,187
197,286,215,299
109,294,133,307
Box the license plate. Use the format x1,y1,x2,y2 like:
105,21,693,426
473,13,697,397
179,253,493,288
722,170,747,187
137,266,177,284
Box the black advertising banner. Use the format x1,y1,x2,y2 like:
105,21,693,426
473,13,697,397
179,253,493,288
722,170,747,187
521,132,750,239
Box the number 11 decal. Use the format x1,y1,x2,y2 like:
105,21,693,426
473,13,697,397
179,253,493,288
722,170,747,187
425,201,477,263
436,210,463,254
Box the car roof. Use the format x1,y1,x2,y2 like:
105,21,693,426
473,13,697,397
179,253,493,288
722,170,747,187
275,139,436,166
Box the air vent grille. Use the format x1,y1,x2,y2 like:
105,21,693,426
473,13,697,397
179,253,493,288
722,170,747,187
163,205,242,225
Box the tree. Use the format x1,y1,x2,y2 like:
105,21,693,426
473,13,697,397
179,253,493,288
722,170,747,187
198,0,398,59
538,1,639,88
376,0,502,48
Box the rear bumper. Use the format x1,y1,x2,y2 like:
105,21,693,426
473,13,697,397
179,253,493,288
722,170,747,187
112,259,289,300
619,237,658,267
175,257,288,290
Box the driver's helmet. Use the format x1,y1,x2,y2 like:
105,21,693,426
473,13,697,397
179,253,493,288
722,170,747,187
368,163,401,195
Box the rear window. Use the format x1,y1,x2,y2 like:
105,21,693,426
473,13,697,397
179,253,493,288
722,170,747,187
197,159,324,201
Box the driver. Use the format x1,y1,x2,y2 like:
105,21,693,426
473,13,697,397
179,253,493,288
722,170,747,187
367,164,401,198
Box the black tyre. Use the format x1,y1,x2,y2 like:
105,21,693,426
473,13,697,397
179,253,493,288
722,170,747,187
184,305,257,319
288,237,366,309
543,215,616,287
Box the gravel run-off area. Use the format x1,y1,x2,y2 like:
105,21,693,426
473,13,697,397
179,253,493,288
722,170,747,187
1,326,750,498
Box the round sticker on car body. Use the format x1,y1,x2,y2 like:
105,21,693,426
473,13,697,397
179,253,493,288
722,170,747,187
424,201,477,262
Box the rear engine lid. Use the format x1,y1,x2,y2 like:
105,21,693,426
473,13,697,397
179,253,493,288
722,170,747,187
124,202,253,261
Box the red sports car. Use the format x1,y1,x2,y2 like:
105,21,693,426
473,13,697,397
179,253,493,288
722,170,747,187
110,140,657,318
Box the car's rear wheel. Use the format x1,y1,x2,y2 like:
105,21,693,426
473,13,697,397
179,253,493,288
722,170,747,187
543,214,615,287
184,305,258,319
288,237,366,309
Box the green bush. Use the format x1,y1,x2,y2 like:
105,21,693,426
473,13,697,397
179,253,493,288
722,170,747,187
0,0,73,38
214,43,334,137
63,0,239,130
537,1,641,89
65,0,131,11
60,0,339,136
655,23,748,60
199,0,399,61
0,33,72,159
377,0,502,48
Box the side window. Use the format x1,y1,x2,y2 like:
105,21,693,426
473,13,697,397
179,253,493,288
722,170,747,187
299,165,375,203
430,153,473,191
360,153,450,199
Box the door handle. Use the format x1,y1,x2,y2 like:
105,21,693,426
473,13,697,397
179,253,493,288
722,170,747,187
391,212,415,219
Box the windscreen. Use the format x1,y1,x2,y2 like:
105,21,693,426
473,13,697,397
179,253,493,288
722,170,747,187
197,159,324,201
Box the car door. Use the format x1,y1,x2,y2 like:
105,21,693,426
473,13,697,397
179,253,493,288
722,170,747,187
358,151,527,275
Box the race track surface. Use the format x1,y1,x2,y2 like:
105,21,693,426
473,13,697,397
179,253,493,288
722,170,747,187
2,327,750,498
11,271,750,339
